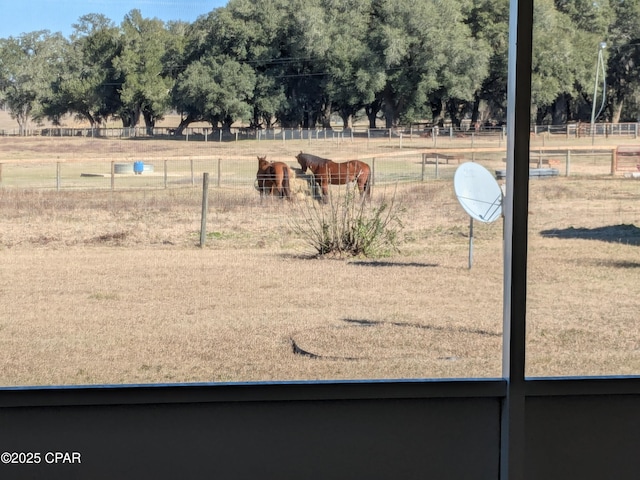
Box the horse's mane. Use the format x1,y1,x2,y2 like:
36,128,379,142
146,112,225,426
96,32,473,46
296,152,330,167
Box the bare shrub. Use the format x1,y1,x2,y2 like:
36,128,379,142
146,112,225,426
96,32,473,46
289,186,404,258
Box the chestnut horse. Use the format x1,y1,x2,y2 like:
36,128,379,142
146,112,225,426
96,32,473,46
256,156,292,199
295,152,371,203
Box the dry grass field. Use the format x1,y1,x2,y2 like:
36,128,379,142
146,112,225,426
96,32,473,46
0,112,639,386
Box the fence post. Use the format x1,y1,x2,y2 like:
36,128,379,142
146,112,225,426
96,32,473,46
199,172,210,247
565,151,571,177
164,159,168,189
435,154,440,179
56,162,61,191
611,148,617,176
421,154,426,181
217,158,221,187
190,158,195,187
110,161,115,191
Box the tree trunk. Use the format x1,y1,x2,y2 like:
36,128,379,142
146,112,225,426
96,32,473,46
551,94,568,125
340,111,352,130
222,115,233,135
143,110,156,135
175,112,197,136
365,106,377,128
471,93,481,124
80,112,98,133
430,99,445,126
383,86,400,128
15,104,30,136
121,107,141,128
365,98,382,128
446,99,465,128
317,98,332,129
611,99,623,124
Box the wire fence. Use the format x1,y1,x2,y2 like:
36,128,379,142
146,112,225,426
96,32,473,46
0,154,457,191
0,147,622,192
2,122,640,141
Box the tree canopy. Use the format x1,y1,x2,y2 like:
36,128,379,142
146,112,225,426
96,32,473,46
1,0,639,132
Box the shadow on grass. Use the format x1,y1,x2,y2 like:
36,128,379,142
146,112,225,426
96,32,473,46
348,260,439,268
290,318,500,361
606,260,640,268
540,224,640,246
341,318,501,337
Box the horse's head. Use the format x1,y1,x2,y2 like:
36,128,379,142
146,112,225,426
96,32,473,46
258,156,270,171
295,152,308,172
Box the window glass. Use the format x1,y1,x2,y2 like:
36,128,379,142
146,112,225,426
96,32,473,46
525,0,640,377
0,0,509,386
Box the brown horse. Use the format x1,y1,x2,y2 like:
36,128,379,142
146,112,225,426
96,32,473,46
256,156,292,200
295,152,371,203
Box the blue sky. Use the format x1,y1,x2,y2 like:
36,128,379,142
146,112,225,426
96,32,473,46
1,0,228,39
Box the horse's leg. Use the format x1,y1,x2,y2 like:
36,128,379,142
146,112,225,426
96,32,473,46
282,168,291,200
321,179,329,204
259,180,267,200
309,174,322,201
269,167,276,197
276,169,284,198
361,173,372,200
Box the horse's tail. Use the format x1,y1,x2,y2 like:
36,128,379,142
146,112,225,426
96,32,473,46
362,165,372,198
282,166,291,199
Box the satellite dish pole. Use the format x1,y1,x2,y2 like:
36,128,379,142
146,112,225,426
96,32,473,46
590,41,607,144
468,216,474,269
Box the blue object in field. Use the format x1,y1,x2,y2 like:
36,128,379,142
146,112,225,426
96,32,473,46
133,161,144,174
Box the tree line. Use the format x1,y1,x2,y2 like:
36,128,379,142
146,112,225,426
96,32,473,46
1,0,639,136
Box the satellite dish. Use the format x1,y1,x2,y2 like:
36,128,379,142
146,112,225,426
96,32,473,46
454,162,503,223
453,162,503,269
